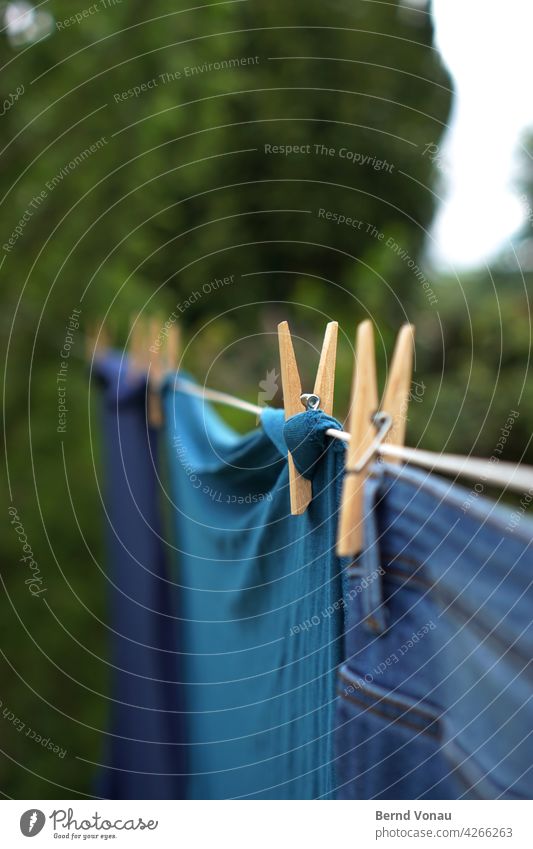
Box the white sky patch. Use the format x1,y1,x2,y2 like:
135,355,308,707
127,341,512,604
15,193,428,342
429,0,533,269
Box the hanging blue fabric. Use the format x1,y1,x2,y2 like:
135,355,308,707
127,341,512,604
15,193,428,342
94,352,186,799
162,375,347,799
336,461,533,799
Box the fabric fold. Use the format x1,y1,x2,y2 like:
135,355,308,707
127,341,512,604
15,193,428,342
283,410,344,479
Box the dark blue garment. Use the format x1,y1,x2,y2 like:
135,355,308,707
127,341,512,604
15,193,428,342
94,352,185,799
336,462,533,800
162,377,346,799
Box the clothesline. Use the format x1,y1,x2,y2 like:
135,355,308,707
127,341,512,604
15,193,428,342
173,377,533,496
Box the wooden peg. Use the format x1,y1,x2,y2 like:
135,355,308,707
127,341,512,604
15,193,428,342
86,321,110,361
278,320,339,515
337,322,417,556
129,314,146,375
85,322,97,362
278,321,312,514
98,323,110,357
380,324,415,462
165,321,180,373
337,320,378,557
147,316,164,428
313,321,338,416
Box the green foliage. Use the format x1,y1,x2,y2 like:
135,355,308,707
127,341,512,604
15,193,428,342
407,269,533,463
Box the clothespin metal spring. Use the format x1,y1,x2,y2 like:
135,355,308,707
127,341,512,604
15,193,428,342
344,411,392,475
300,393,321,411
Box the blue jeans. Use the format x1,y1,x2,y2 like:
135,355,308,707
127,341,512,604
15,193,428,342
335,462,533,799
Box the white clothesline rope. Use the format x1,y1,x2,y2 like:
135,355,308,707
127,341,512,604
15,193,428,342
173,378,263,416
173,377,533,495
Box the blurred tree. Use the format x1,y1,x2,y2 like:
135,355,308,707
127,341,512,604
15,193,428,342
1,0,452,333
406,269,533,465
437,131,533,466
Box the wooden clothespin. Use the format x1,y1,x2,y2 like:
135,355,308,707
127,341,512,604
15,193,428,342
85,323,95,362
337,321,414,557
85,321,110,362
129,313,146,376
146,318,180,427
147,316,165,428
164,321,181,374
278,320,338,515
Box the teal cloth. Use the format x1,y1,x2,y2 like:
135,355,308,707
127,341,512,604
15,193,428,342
163,376,346,799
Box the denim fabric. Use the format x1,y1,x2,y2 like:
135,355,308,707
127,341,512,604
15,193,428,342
94,353,185,799
336,461,533,800
162,377,346,799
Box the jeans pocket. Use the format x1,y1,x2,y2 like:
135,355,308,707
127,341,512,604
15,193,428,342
335,664,446,799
